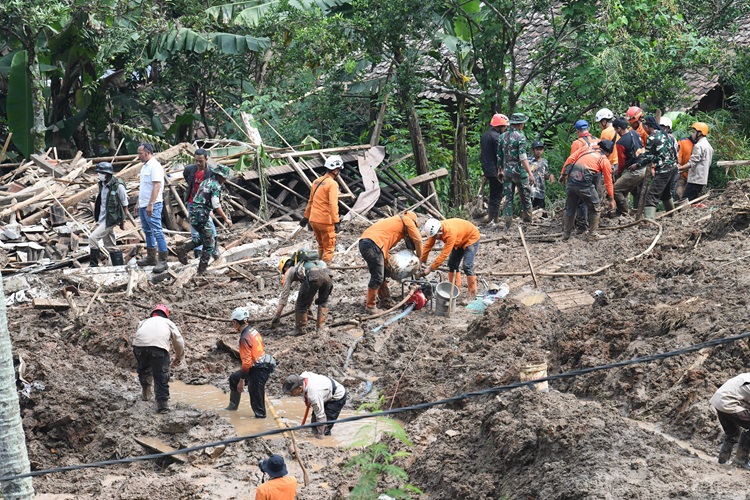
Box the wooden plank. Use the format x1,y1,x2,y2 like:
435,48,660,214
31,154,66,178
547,289,594,311
406,168,449,186
32,298,70,310
134,436,187,463
269,144,371,159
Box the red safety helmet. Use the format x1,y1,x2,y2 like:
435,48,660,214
151,304,170,318
490,114,509,127
625,106,643,123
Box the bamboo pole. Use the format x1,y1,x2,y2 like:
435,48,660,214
517,226,538,287
0,132,12,163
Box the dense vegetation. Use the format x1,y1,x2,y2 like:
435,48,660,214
1,0,749,207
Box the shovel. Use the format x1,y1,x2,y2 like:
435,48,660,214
283,224,304,244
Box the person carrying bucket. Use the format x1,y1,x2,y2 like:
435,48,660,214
419,218,481,300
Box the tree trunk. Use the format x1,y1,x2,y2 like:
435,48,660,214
0,276,35,499
27,48,47,155
450,94,470,206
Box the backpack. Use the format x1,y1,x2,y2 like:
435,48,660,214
290,249,320,265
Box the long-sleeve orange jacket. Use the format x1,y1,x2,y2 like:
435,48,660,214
304,173,339,224
360,211,422,261
239,325,265,376
421,218,480,270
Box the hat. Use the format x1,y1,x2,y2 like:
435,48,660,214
531,139,544,149
213,164,233,179
574,119,589,131
643,115,660,129
282,374,303,393
509,113,528,124
260,454,288,478
96,162,114,175
598,139,614,155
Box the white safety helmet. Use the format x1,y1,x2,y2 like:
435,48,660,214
230,307,250,322
324,155,344,170
424,218,442,237
595,108,614,123
659,117,673,128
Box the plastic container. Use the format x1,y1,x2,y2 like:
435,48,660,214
435,281,460,317
519,362,549,393
482,283,510,306
466,298,487,314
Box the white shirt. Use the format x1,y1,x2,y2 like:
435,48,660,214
300,371,345,423
685,137,713,186
132,316,185,361
138,158,165,208
711,373,750,414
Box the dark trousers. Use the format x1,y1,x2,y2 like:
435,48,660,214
683,182,705,202
447,241,479,276
296,269,333,312
644,167,678,207
486,176,503,218
312,391,348,435
532,197,546,209
133,346,170,402
717,409,750,440
229,365,271,418
359,238,385,290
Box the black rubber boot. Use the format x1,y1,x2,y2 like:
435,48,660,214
719,437,737,464
733,431,750,468
89,247,100,267
663,198,675,216
110,250,124,266
225,390,241,411
294,310,308,336
156,399,170,413
197,251,211,275
137,247,157,267
141,384,153,401
153,251,169,273
176,241,197,265
562,214,574,241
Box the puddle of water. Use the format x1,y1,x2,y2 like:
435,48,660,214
627,418,716,462
169,380,379,448
514,287,547,306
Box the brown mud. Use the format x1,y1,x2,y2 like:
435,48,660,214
7,180,750,499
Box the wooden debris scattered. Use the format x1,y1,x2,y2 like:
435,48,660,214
134,436,187,464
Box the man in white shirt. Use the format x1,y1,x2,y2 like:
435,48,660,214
678,122,714,203
711,373,750,468
135,143,169,273
283,372,346,438
132,304,185,413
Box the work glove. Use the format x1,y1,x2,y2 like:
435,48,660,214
334,222,341,234
119,221,125,230
270,316,280,327
299,217,309,228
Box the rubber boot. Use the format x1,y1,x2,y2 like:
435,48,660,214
110,250,124,266
521,210,532,223
196,251,211,275
504,216,512,230
294,310,309,336
225,390,241,411
562,213,574,241
719,436,737,464
466,276,478,301
493,212,501,224
89,247,100,267
378,281,394,308
663,198,675,217
156,399,169,413
137,247,157,267
141,384,153,401
734,431,750,469
643,206,656,221
316,307,329,333
615,196,629,216
447,272,462,289
584,213,602,242
364,288,380,314
152,251,169,273
176,241,197,265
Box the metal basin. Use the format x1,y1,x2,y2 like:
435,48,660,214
386,249,420,281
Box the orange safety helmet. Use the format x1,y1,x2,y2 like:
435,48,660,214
151,304,170,318
625,106,643,123
691,122,709,136
490,113,509,127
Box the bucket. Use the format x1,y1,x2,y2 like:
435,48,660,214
434,281,460,317
519,362,549,392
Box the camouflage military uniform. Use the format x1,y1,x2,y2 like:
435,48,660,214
497,129,532,218
640,129,679,209
189,177,223,267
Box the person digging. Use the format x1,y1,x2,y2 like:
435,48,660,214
271,256,333,336
419,218,481,301
283,372,346,439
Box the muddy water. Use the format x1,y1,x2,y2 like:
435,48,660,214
514,287,547,306
626,418,717,463
169,380,377,447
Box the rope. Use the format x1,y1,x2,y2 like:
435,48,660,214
2,330,749,482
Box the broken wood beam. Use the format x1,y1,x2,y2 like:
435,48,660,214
31,154,66,178
269,144,371,159
406,168,449,186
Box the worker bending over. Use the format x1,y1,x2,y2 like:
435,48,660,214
283,372,347,438
271,256,333,335
711,373,750,469
420,218,481,300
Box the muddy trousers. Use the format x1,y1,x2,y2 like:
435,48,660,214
446,241,479,276
486,175,503,219
563,182,600,236
359,238,385,290
682,182,705,203
229,365,271,418
133,346,170,403
502,172,533,218
717,409,750,442
295,269,334,312
189,207,215,270
614,170,645,215
310,221,336,264
311,391,348,435
644,167,678,208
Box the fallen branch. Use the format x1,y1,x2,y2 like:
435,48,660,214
331,286,417,327
518,226,538,287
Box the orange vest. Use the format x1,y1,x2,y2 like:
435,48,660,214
678,138,695,179
303,173,339,224
570,133,598,157
421,218,480,270
361,212,423,261
600,125,619,166
255,475,297,500
239,326,265,375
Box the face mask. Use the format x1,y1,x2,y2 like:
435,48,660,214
99,173,108,182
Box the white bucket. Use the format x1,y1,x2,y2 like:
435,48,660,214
519,362,549,392
434,281,460,317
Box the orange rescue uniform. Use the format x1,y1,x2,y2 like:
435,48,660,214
563,147,615,199
421,219,480,271
570,132,598,157
255,475,298,500
678,137,695,180
632,123,649,148
239,327,265,376
360,211,423,261
600,125,619,167
304,172,339,264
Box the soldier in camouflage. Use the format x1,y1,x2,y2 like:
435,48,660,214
176,164,233,274
497,113,536,229
637,115,678,220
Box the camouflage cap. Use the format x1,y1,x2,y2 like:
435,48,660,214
509,113,528,124
212,164,233,179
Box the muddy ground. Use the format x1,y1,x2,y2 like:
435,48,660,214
6,180,750,499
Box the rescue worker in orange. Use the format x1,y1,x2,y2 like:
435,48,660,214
300,156,342,264
596,108,619,179
625,106,649,148
675,131,696,200
256,454,297,500
225,307,275,418
420,218,481,300
561,140,616,241
565,120,600,232
358,211,423,313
